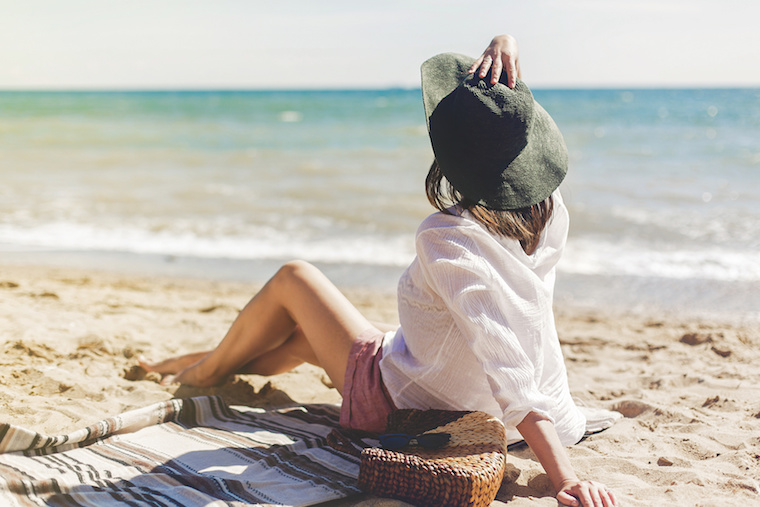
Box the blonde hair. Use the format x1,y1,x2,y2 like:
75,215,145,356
425,160,554,255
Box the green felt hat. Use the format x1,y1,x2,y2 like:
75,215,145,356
421,52,568,210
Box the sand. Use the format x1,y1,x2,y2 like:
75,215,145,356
1,263,758,506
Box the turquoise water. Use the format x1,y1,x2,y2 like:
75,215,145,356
1,89,758,319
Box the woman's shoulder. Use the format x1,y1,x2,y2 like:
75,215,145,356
417,207,480,236
414,209,496,262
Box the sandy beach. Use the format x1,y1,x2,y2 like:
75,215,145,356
1,263,758,506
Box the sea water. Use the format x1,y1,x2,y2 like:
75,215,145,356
0,88,758,320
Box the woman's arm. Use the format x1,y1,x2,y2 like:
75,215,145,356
517,412,618,507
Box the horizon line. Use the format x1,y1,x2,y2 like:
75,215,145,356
1,84,759,93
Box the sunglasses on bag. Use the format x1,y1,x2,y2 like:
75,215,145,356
378,432,451,450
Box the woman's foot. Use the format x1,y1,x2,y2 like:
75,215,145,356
139,352,227,386
139,352,210,375
166,359,228,387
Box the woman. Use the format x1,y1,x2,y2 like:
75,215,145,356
142,35,618,507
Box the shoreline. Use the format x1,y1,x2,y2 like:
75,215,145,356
2,247,758,325
2,262,759,505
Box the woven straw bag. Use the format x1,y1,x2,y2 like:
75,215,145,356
330,409,507,507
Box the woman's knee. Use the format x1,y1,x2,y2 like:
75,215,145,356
279,259,317,276
274,260,324,291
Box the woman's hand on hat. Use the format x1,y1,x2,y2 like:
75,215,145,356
557,479,618,507
468,34,521,88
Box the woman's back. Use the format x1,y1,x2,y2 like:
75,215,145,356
380,191,585,445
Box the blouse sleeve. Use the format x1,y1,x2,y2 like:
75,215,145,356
415,219,556,428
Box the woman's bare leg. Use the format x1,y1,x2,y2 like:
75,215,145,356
237,326,319,376
162,260,376,393
140,327,315,379
139,352,210,375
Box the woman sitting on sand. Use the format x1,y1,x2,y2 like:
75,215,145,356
142,35,618,507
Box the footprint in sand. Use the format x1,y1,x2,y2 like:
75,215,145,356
612,400,654,418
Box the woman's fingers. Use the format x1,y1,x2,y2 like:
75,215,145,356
558,480,618,507
557,490,580,506
504,54,520,88
490,57,504,84
468,34,520,88
468,56,485,75
601,488,618,507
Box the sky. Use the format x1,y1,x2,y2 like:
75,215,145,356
1,0,758,90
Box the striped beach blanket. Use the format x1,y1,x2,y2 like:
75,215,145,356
0,396,362,506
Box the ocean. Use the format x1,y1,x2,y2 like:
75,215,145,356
1,88,758,321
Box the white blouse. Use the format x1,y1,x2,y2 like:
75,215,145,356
380,191,585,445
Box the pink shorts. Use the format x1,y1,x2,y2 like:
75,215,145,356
339,328,396,433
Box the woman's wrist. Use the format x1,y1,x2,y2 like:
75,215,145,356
516,413,579,492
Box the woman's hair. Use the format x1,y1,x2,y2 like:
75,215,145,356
425,160,554,255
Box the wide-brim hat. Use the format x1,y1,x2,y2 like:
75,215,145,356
421,52,568,210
